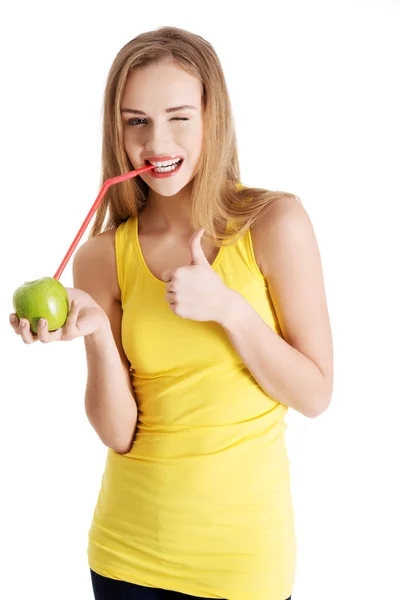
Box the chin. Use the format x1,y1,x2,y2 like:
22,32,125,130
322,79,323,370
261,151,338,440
150,183,188,197
146,175,194,197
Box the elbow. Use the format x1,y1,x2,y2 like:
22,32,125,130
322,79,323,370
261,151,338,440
307,401,329,419
106,434,135,455
111,443,132,455
93,424,136,455
306,391,332,419
306,371,333,418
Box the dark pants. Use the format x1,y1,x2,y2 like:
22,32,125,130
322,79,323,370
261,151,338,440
90,569,292,599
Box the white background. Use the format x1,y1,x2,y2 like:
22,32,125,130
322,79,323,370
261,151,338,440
1,1,399,598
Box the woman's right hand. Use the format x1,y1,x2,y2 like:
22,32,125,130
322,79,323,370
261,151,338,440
9,287,109,344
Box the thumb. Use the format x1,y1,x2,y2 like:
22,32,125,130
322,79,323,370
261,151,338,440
189,228,208,266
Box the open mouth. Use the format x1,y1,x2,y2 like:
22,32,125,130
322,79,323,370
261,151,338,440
145,158,183,173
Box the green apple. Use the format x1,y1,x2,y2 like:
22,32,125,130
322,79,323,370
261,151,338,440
13,277,69,334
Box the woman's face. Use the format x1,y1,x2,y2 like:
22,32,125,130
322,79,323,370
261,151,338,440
121,61,203,197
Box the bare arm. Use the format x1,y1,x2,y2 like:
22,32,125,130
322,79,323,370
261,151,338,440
73,230,137,454
220,197,334,418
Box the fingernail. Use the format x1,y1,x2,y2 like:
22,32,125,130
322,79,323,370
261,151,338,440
10,315,16,323
40,319,46,327
20,320,25,328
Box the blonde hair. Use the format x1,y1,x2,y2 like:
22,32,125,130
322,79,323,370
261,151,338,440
89,26,300,245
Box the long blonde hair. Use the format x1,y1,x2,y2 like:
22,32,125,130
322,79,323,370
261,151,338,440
89,26,299,246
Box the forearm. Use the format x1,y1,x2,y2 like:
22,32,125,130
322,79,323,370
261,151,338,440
220,291,329,418
84,322,137,453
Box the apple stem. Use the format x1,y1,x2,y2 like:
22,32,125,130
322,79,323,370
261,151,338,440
53,164,155,281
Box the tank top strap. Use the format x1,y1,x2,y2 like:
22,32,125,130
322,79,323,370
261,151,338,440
219,183,265,286
115,216,138,305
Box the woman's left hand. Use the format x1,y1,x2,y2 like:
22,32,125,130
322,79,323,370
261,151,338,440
161,229,235,323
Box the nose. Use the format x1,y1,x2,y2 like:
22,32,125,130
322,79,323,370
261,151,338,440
144,121,172,153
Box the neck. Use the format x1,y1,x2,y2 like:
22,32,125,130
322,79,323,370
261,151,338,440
141,182,194,235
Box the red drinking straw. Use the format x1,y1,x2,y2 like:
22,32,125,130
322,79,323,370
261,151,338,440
53,164,155,281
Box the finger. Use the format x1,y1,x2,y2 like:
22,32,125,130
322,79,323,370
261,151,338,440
165,291,175,303
37,318,50,343
161,270,173,283
165,282,176,294
189,228,206,266
19,318,37,344
62,299,79,334
9,314,20,333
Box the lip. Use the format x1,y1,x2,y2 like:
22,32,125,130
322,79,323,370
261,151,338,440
145,155,184,163
142,156,184,179
147,158,184,179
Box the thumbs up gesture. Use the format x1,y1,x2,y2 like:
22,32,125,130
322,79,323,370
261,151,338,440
161,228,233,323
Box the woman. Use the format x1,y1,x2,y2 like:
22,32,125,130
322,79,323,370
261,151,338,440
9,26,333,600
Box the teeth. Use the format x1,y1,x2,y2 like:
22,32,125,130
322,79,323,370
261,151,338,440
149,158,182,167
153,162,182,173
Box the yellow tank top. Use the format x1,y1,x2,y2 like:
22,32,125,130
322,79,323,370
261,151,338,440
87,195,296,600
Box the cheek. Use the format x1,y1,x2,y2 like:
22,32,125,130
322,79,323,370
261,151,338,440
183,123,203,157
124,129,136,144
123,130,140,156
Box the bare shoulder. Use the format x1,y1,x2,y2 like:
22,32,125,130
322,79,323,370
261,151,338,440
251,195,334,406
251,195,306,278
72,228,120,302
73,229,132,373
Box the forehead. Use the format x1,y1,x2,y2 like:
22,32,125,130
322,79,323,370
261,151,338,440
122,62,202,110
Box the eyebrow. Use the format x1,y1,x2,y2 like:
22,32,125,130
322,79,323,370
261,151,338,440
121,105,197,116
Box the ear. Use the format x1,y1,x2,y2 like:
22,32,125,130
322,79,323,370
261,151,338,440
189,228,207,266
